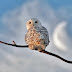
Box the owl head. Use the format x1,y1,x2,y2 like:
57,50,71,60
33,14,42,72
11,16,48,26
26,18,42,30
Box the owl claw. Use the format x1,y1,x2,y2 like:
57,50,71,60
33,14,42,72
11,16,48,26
29,44,35,50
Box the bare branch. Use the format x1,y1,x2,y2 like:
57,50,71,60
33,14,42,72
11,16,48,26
0,41,72,64
0,41,28,48
40,50,72,64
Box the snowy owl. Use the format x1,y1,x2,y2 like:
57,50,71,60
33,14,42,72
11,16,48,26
25,18,50,51
0,18,72,64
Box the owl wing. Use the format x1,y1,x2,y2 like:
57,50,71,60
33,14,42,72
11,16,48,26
36,26,50,46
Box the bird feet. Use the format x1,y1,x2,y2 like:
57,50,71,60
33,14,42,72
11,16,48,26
29,44,35,50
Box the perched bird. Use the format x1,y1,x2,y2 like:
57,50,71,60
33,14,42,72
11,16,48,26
25,18,50,51
0,18,72,64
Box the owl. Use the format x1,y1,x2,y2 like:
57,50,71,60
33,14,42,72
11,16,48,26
25,18,50,52
0,18,72,63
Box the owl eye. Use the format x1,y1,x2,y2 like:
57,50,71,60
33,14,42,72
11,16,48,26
29,22,31,24
35,21,38,23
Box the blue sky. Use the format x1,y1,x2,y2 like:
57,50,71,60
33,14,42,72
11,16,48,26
0,0,27,16
48,0,72,9
0,0,27,33
0,0,72,72
0,0,72,16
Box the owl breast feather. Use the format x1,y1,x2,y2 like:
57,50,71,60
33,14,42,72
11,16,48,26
25,26,49,46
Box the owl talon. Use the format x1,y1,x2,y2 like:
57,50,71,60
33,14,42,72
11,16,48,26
29,44,35,50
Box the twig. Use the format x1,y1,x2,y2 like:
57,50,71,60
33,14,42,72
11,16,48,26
0,41,72,64
0,41,28,48
13,41,16,45
40,50,72,64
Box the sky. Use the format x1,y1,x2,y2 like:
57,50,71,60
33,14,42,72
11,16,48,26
0,0,72,72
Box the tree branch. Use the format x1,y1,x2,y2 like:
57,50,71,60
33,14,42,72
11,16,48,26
40,50,72,64
0,41,72,64
0,41,28,48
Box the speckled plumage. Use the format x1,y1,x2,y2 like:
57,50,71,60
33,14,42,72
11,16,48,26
25,18,49,51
